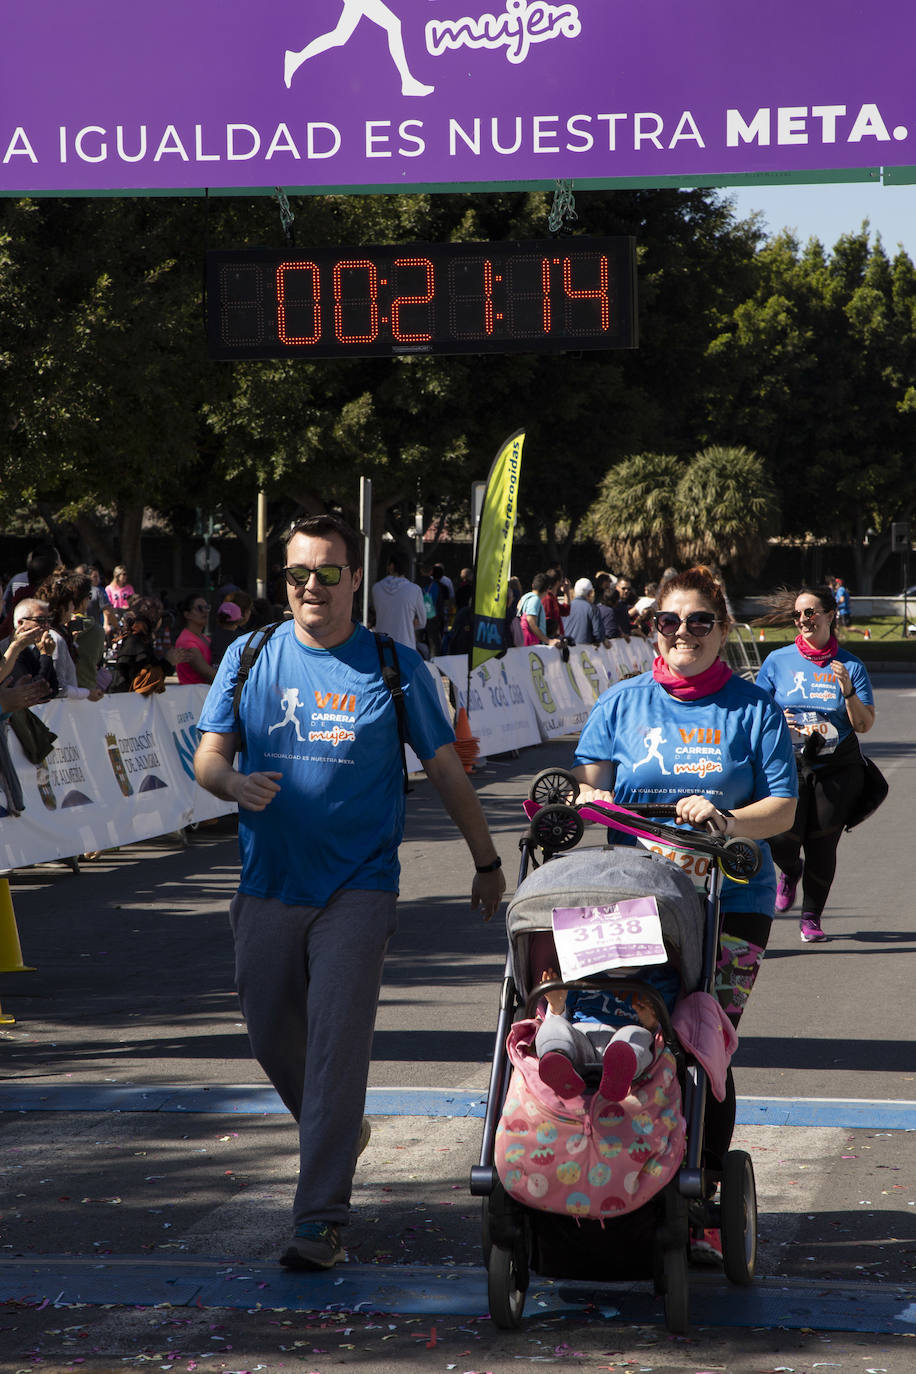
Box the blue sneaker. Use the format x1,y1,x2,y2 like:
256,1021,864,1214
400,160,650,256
280,1221,345,1270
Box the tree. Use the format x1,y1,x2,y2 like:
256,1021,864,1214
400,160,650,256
675,445,779,575
580,453,681,574
704,226,916,590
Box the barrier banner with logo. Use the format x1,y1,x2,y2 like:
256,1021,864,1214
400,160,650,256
436,652,541,756
5,4,909,195
0,690,233,873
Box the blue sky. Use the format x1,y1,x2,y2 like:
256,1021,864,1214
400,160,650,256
723,182,916,259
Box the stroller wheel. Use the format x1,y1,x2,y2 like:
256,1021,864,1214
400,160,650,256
662,1246,690,1334
529,804,584,853
720,1149,757,1286
528,767,580,807
487,1241,528,1329
720,837,762,881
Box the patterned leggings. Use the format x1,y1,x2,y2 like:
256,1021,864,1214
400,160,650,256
706,910,772,1165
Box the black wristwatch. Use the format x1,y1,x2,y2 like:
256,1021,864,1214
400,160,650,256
475,856,503,874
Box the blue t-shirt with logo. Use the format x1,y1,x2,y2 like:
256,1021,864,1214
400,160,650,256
198,621,454,906
574,672,797,915
756,644,872,754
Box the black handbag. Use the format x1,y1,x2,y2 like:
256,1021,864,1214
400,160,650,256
844,755,889,831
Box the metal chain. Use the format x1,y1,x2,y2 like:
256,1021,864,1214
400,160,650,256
274,187,296,245
548,179,577,235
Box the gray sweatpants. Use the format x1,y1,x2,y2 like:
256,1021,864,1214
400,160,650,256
535,1014,655,1077
230,888,397,1228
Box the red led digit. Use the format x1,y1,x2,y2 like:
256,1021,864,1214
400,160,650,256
334,258,379,344
277,261,320,345
483,260,494,334
541,257,552,333
563,255,610,330
391,256,434,342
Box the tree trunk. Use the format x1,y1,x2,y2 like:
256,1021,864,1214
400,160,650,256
37,503,80,566
72,512,117,573
117,503,145,592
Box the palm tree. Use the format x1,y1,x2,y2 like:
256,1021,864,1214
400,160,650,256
675,445,779,575
580,452,681,573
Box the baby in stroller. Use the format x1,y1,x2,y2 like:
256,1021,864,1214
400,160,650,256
535,968,658,1102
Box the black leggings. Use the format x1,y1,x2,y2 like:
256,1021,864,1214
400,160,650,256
768,753,865,917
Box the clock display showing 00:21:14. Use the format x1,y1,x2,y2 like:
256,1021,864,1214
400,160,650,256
206,237,637,359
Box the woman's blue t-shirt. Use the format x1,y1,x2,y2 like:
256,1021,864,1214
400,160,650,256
573,671,797,915
198,622,454,907
756,644,873,752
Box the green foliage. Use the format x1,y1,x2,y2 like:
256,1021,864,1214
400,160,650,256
584,445,778,579
675,446,779,575
1,189,914,594
581,453,681,571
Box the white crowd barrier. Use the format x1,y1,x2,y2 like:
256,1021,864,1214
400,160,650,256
435,639,654,756
0,639,654,873
0,687,228,874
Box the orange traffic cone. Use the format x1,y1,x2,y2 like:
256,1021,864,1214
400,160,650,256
863,627,871,640
758,629,765,641
0,878,34,1025
453,707,480,774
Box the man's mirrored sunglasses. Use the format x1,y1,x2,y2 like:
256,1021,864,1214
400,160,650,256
654,611,720,638
283,563,350,588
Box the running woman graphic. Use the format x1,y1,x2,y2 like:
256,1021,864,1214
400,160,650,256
284,0,434,95
786,671,808,698
632,726,670,775
268,688,307,742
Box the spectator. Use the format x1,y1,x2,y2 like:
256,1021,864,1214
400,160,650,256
175,594,216,684
34,572,104,701
455,567,475,611
105,564,135,612
516,573,559,647
833,576,851,630
1,599,58,699
371,551,427,649
419,562,444,657
0,543,61,641
562,578,604,646
109,598,186,693
211,592,253,665
75,563,116,632
541,572,567,639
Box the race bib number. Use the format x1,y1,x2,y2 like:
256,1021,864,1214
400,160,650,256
784,710,839,756
551,897,666,982
636,836,712,891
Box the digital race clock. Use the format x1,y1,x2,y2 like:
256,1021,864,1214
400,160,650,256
205,237,637,360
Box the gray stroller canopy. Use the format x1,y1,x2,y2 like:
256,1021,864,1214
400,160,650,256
506,845,706,999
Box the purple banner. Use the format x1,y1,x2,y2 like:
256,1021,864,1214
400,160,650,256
3,2,914,194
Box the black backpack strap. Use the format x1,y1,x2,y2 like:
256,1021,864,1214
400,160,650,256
232,621,284,747
374,632,411,794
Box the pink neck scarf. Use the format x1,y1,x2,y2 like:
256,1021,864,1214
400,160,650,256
652,655,733,700
795,633,838,666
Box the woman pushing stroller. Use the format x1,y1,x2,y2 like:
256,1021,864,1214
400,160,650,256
569,566,797,1196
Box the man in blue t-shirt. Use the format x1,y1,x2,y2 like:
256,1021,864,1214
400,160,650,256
195,515,505,1272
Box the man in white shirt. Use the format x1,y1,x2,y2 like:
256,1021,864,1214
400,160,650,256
370,551,427,648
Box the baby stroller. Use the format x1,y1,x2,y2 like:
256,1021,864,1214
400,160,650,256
470,768,762,1334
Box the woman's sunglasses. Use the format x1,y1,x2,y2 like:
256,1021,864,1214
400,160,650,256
792,608,822,622
283,563,350,588
654,612,721,639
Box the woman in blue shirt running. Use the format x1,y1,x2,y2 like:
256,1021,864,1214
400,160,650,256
756,585,875,943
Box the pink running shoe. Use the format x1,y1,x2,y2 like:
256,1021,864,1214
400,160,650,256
538,1051,585,1099
800,915,827,943
775,865,802,912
